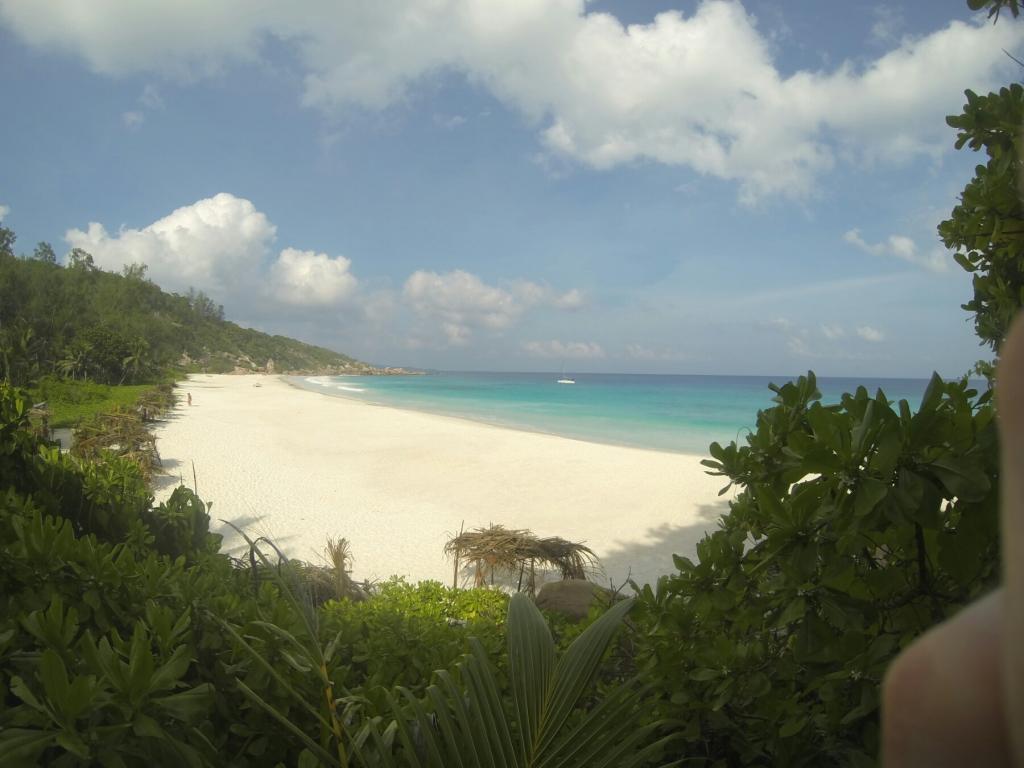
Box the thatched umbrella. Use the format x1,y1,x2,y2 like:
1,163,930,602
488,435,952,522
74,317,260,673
444,524,599,594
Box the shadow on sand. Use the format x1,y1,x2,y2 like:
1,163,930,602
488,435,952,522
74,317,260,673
211,514,299,560
441,499,733,594
595,499,732,591
151,459,187,493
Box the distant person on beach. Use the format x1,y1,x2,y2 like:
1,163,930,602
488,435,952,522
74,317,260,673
882,313,1024,767
187,393,192,407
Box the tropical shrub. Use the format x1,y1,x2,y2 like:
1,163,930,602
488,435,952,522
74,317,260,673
225,579,672,768
145,486,220,560
939,82,1024,373
320,579,508,702
363,594,675,767
633,374,998,765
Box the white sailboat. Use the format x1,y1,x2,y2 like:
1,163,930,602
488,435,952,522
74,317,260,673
557,365,575,385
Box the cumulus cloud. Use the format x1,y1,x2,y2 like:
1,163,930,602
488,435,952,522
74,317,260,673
66,193,276,293
403,269,521,345
844,228,948,272
0,204,9,222
821,324,845,340
270,248,358,306
523,340,605,359
856,325,885,342
403,270,582,345
64,193,372,311
1,1,1017,202
509,280,585,310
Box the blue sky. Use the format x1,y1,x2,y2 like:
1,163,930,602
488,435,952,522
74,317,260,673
1,0,1021,376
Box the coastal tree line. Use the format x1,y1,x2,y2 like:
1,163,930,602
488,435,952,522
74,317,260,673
0,234,361,390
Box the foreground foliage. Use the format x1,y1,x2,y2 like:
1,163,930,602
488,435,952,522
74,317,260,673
939,82,1024,370
634,374,998,765
2,383,659,766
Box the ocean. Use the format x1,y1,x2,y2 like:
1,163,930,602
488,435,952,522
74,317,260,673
291,372,948,456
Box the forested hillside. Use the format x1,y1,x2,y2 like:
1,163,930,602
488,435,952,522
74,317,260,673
0,230,376,387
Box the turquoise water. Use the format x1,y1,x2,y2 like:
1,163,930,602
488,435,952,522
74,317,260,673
291,372,944,456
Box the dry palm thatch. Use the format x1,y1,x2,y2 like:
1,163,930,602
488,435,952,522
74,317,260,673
444,524,600,593
28,402,53,443
71,405,161,481
135,383,176,422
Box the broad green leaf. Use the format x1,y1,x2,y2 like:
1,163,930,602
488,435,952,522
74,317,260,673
507,593,555,763
536,597,635,756
153,684,214,722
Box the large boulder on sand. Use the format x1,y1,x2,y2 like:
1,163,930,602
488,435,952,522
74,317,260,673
535,579,610,621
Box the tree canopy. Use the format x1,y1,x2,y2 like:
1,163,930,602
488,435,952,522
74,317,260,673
0,237,368,386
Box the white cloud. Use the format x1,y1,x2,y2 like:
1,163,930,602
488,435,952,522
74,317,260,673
2,2,1017,202
121,110,144,129
857,325,885,342
509,280,585,310
787,335,812,357
403,269,522,345
402,270,582,345
270,248,358,306
551,287,585,310
0,204,9,222
765,318,883,357
844,228,948,272
65,192,276,293
523,339,605,359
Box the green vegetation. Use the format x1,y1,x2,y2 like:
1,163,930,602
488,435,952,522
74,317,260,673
1,2,1021,765
0,242,374,392
634,374,997,764
940,82,1024,377
26,378,154,428
0,391,650,765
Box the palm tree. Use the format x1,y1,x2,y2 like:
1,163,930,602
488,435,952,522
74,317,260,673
58,348,87,381
120,338,151,384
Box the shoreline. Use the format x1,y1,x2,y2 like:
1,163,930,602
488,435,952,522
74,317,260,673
284,374,718,460
153,374,729,588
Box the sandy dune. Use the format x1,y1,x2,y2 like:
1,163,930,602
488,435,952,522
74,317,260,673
152,374,730,589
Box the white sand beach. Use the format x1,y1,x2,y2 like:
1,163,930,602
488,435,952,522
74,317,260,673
152,374,729,589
